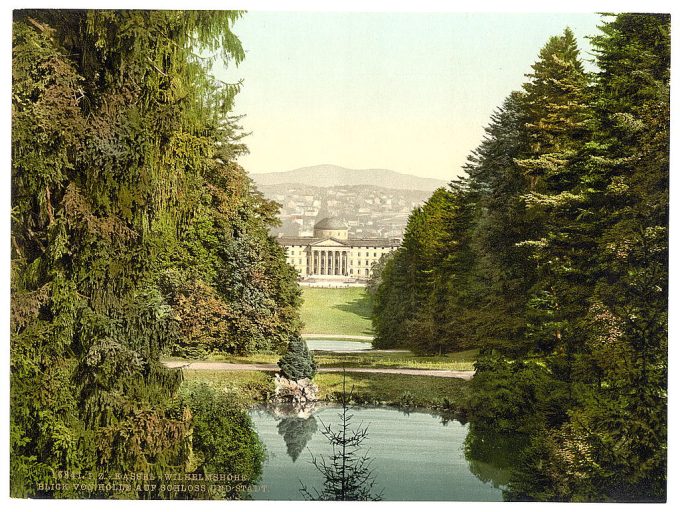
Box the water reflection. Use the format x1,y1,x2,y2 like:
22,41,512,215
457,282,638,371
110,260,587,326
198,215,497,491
270,400,384,500
299,385,383,501
304,339,372,352
250,404,509,501
277,415,319,462
464,424,524,489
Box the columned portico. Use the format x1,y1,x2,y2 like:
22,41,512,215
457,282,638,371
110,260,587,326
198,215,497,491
307,246,352,276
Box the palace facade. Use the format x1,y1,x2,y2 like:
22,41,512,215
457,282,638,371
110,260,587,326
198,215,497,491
278,217,400,282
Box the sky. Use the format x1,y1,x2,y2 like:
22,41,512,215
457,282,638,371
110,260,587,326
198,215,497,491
214,11,603,181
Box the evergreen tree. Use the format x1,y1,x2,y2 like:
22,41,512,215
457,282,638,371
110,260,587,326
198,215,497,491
373,186,479,354
300,375,382,501
464,92,535,356
554,13,668,500
507,15,669,501
11,9,299,497
278,335,317,381
366,252,392,296
515,28,594,372
372,207,428,349
370,14,668,501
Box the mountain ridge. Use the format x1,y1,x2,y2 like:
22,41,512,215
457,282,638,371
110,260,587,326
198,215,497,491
250,164,448,191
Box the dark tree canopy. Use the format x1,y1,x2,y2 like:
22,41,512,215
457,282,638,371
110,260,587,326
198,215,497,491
371,14,668,501
11,9,300,498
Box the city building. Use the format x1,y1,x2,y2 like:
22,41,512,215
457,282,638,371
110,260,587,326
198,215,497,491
278,217,400,283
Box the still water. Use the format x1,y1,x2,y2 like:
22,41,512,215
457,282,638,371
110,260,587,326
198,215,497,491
249,404,510,501
304,339,372,352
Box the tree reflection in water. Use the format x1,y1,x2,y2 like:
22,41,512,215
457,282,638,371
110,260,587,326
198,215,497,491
464,424,525,489
277,415,319,462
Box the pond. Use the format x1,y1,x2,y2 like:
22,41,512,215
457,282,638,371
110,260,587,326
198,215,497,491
304,339,372,352
249,404,513,501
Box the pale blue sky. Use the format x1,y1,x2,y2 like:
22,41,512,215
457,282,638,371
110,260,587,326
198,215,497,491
216,11,602,181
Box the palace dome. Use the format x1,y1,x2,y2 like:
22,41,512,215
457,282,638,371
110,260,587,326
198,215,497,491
314,217,347,230
314,217,348,240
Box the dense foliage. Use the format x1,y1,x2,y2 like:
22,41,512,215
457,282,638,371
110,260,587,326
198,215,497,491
11,10,300,498
371,16,668,501
177,383,265,499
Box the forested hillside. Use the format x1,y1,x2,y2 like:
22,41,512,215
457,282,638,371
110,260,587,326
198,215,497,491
372,14,669,501
11,10,300,497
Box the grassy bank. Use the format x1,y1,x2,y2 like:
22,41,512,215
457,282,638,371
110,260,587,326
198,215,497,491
181,369,471,415
300,287,373,336
314,372,471,413
168,349,477,371
181,370,275,405
314,349,477,371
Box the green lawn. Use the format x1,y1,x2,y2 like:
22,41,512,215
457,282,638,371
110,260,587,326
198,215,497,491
300,287,374,336
314,372,471,412
314,349,478,371
181,370,275,404
167,348,478,371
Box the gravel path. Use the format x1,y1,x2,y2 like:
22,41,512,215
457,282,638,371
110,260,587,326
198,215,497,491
164,361,474,380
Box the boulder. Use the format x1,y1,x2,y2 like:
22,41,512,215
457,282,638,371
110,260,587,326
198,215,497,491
274,374,319,404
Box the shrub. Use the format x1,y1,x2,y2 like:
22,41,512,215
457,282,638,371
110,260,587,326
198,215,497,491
278,335,317,380
179,383,264,498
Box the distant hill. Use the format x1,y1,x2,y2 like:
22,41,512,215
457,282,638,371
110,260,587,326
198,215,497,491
251,164,448,191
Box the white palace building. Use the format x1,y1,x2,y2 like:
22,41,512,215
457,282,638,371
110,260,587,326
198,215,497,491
278,217,400,284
